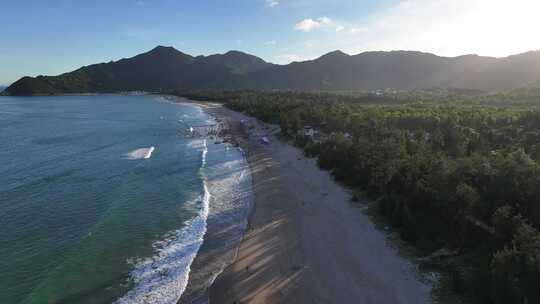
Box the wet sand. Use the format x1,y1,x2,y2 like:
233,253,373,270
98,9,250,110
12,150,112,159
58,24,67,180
195,102,432,304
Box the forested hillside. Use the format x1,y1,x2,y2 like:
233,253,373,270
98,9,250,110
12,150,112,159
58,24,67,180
179,89,540,304
5,46,540,95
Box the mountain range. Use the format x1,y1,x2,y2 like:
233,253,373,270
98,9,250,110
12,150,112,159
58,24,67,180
4,46,540,95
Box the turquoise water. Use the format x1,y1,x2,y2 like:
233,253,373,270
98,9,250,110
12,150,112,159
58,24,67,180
0,95,252,304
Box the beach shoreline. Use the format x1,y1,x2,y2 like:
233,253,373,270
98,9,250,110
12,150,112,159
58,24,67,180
173,100,254,304
178,99,432,304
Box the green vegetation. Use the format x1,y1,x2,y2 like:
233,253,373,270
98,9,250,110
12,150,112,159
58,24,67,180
5,46,540,95
177,89,540,304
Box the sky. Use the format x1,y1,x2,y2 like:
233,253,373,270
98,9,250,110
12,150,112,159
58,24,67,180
1,0,540,85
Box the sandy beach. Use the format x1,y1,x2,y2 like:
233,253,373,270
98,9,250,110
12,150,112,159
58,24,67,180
194,102,431,304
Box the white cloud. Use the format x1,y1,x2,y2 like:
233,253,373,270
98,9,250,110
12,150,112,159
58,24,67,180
335,26,345,33
264,40,277,46
294,16,334,32
318,17,332,25
265,0,279,8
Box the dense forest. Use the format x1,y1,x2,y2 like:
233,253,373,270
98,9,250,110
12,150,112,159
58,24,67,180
175,89,540,304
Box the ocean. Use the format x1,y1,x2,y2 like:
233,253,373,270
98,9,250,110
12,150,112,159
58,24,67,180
0,95,252,304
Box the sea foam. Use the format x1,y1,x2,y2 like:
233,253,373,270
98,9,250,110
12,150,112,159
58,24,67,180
126,147,155,160
116,140,209,304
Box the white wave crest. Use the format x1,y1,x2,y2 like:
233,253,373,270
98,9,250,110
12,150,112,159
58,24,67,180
116,140,210,304
126,147,155,160
201,139,208,167
116,186,210,304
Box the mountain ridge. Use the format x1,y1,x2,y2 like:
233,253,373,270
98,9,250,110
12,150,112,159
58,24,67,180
5,46,540,95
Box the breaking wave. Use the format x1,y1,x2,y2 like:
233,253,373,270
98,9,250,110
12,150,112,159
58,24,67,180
125,147,155,160
116,140,209,304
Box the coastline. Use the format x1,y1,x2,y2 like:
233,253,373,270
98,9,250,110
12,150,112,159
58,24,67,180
204,103,307,303
180,99,432,304
175,100,254,304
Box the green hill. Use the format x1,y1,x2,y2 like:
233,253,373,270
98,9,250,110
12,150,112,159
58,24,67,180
5,46,540,95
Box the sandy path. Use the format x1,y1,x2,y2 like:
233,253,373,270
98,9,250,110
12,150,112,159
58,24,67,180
201,104,431,304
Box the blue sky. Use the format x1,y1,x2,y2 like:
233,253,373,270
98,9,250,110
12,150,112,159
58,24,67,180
2,0,540,85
